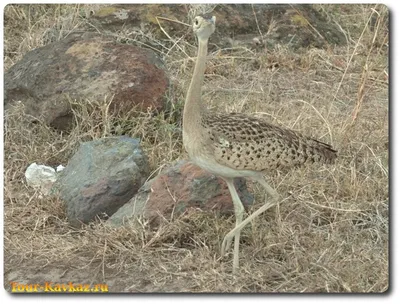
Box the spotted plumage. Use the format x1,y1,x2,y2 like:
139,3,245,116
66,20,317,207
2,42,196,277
202,112,337,171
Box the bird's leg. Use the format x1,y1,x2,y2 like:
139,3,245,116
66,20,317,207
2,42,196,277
221,177,280,259
255,177,279,202
221,178,244,273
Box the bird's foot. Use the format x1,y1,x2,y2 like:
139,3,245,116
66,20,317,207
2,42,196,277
221,232,235,256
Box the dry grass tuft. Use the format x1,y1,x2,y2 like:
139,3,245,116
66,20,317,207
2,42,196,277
4,4,388,292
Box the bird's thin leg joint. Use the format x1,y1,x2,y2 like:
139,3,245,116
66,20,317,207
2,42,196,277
222,176,280,265
221,178,244,273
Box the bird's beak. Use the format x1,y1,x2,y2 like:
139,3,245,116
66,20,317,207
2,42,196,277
209,16,216,25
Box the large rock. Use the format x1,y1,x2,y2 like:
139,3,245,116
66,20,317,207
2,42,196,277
55,136,150,227
4,32,169,130
108,160,254,227
91,4,346,50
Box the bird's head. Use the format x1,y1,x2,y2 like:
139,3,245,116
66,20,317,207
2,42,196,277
193,15,216,41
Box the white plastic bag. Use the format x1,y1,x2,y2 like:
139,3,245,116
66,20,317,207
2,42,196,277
25,163,58,195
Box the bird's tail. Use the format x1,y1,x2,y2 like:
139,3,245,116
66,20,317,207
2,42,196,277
310,139,338,164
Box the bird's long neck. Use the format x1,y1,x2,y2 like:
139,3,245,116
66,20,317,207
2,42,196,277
183,38,208,131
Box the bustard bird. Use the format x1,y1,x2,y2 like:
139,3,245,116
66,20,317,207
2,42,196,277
182,15,337,274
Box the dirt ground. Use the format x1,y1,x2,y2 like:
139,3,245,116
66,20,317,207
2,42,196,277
3,4,388,293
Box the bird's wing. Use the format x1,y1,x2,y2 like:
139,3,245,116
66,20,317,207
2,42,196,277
202,112,337,171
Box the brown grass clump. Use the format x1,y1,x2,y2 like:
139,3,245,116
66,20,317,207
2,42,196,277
3,4,388,292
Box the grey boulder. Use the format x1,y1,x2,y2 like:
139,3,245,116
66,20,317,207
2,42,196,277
55,136,150,227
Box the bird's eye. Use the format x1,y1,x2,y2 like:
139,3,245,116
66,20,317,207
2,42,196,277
195,19,199,25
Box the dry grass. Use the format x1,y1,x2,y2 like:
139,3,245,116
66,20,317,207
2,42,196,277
3,4,388,292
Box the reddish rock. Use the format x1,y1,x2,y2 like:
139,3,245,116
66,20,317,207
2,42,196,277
108,160,254,226
4,32,169,130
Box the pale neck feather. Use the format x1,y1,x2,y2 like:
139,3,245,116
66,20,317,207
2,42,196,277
183,38,208,132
